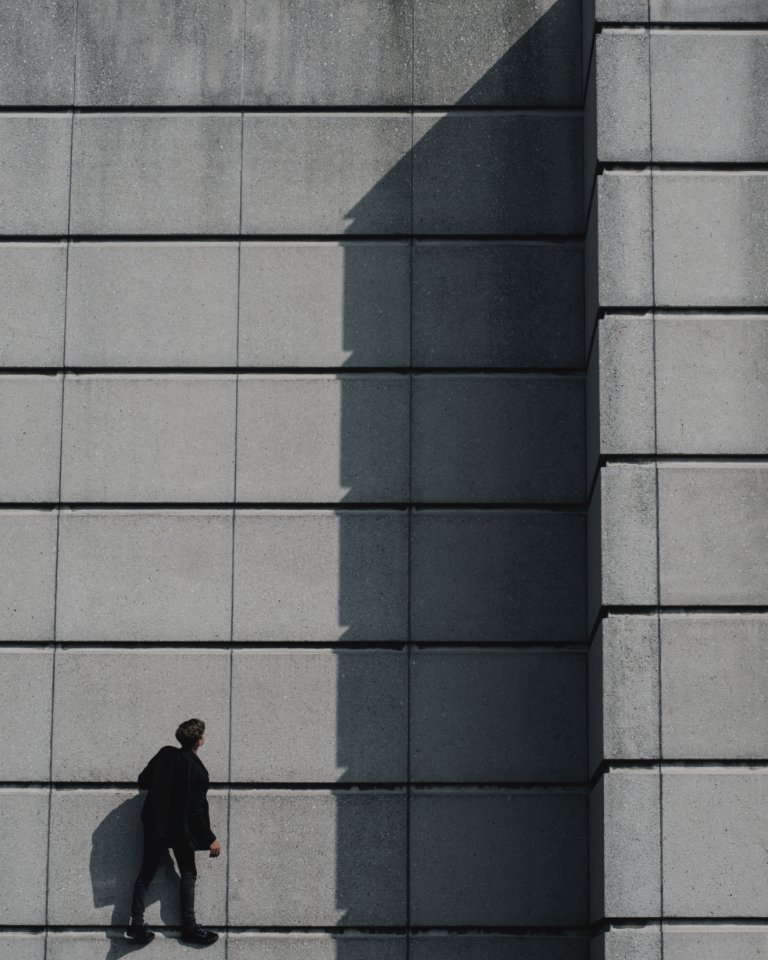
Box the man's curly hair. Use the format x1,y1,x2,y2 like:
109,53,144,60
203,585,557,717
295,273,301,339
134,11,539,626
175,718,205,749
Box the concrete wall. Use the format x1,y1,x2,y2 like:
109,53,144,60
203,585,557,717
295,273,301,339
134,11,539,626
586,1,768,957
0,1,589,957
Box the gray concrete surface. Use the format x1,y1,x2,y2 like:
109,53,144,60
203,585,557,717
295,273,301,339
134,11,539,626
0,510,57,641
0,649,53,781
592,926,660,960
591,172,653,307
227,933,405,960
0,115,71,234
651,0,768,20
595,30,650,161
0,244,66,366
0,789,49,924
0,375,62,501
0,933,44,960
0,0,75,105
411,936,588,960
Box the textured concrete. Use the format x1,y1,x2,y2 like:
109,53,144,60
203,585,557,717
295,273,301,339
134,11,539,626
410,649,586,782
238,242,410,367
595,30,650,161
410,791,588,925
0,0,75,105
236,375,409,502
411,510,585,643
413,114,583,234
413,0,582,106
0,244,66,366
0,933,44,960
0,649,53,781
51,650,231,780
46,932,226,960
589,769,660,922
592,926,660,960
47,789,227,924
412,936,588,960
0,510,57,641
60,375,236,501
0,789,48,924
244,0,411,105
651,0,768,21
66,243,239,366
242,115,411,234
656,925,768,960
0,114,71,234
0,375,62,501
596,0,648,19
412,241,584,368
70,114,241,234
76,0,243,105
228,934,406,960
233,510,408,642
56,510,232,642
412,374,585,502
229,791,406,924
592,172,653,308
230,650,407,781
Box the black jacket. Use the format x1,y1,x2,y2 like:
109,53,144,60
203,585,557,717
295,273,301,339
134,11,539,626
137,745,216,850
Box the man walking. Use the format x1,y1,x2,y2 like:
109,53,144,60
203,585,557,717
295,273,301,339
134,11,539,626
126,718,221,946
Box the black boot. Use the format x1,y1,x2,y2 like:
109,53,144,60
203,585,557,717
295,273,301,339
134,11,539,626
126,920,155,943
180,924,219,945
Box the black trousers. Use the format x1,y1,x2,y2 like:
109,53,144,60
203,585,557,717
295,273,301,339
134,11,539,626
130,830,197,928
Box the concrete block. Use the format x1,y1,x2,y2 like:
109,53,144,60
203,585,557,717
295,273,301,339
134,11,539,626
410,649,587,782
60,375,236,502
0,789,48,924
47,932,225,959
413,0,582,106
0,115,71,234
651,0,768,21
242,115,411,234
661,614,768,759
76,0,242,105
593,926,661,960
56,510,232,642
413,114,583,234
238,242,410,367
47,788,227,925
594,172,653,308
51,649,231,781
653,173,768,307
0,649,53,780
0,244,66,366
596,30,650,161
244,0,411,105
410,791,588,925
229,790,407,924
0,1,74,105
658,465,768,604
663,770,768,916
0,375,62,501
66,243,239,366
411,510,586,644
233,510,408,642
236,375,409,502
597,0,648,19
589,616,659,775
412,936,588,960
0,510,57,641
412,241,584,368
660,925,768,959
70,114,241,234
231,650,407,782
0,933,44,960
411,374,585,503
228,934,406,960
589,769,660,922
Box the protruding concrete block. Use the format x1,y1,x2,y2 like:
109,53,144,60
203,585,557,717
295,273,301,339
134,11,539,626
228,934,406,960
596,0,648,19
411,510,586,644
413,0,582,106
47,789,227,925
0,375,62,501
412,374,585,503
590,769,661,922
236,375,409,502
60,375,236,501
244,0,411,105
51,650,231,781
657,925,768,959
76,0,243,105
234,510,408,642
66,243,239,366
413,114,583,234
651,0,768,22
238,242,410,367
0,115,71,234
412,241,584,368
231,650,407,782
596,30,650,161
0,649,53,780
412,936,588,960
47,932,224,959
242,115,411,234
411,649,586,782
0,1,74,104
56,510,232,642
70,115,241,234
0,511,57,641
593,926,661,960
0,244,66,366
229,791,407,924
410,791,588,925
0,789,48,924
664,770,768,916
593,172,653,308
0,932,45,960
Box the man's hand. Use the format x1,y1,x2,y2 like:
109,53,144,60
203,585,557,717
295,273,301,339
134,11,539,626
209,839,221,858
